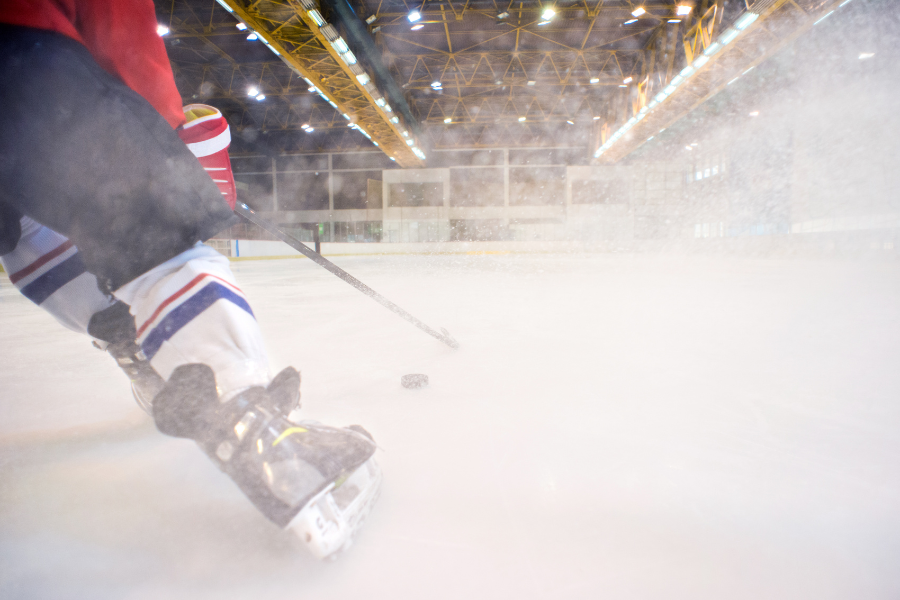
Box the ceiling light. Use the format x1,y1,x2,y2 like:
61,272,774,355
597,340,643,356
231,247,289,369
624,18,637,24
676,5,692,15
538,20,550,25
308,9,326,26
236,23,247,31
541,8,556,19
406,139,414,145
590,77,599,84
518,116,526,121
408,10,421,22
668,19,681,23
814,10,834,25
690,142,698,146
402,130,409,137
498,11,509,18
685,145,693,151
749,111,759,116
157,24,170,36
727,76,739,85
411,24,424,30
305,127,314,132
366,15,377,24
247,87,259,96
527,80,536,86
859,52,875,59
631,7,645,17
734,12,759,30
390,116,399,123
431,81,442,88
619,84,627,88
444,117,452,123
623,76,633,84
566,120,574,125
302,123,310,129
356,73,371,85
593,116,601,120
255,94,265,101
246,32,258,40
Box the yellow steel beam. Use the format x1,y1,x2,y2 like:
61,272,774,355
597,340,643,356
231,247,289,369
595,0,850,163
218,0,424,166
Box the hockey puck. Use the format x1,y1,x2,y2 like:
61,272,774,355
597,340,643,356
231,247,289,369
401,374,429,389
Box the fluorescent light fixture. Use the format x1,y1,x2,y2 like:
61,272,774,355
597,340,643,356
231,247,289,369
331,38,349,54
342,51,357,64
668,19,681,23
859,52,875,59
734,12,759,30
671,75,684,86
384,104,393,112
308,9,326,26
406,139,414,145
402,130,409,137
408,10,421,22
518,116,526,121
664,84,677,94
703,42,722,56
236,23,247,31
685,145,693,151
246,32,258,40
749,111,759,116
255,94,265,101
648,100,658,108
366,15,377,24
541,8,556,19
679,66,695,78
389,157,396,161
693,55,710,68
431,81,442,88
373,141,379,146
632,7,646,17
839,0,853,5
743,66,754,75
719,28,740,45
814,10,834,24
654,92,668,102
157,24,170,36
647,135,654,141
676,5,692,15
727,76,739,85
444,117,452,123
527,80,536,85
375,98,385,106
306,128,314,132
619,84,628,88
623,76,633,84
390,116,399,123
593,116,601,120
639,106,648,113
566,120,574,125
214,0,233,13
411,24,424,30
624,18,638,24
590,77,600,84
356,73,371,85
538,21,550,25
498,11,509,18
247,87,259,96
343,113,350,120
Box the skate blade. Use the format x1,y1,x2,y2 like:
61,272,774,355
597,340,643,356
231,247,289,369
286,457,383,560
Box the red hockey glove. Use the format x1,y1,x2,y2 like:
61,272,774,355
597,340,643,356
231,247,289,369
177,104,237,210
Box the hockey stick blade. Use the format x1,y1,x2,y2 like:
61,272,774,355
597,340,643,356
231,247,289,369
234,204,459,349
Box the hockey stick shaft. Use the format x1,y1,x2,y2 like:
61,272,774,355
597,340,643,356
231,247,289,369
234,204,459,349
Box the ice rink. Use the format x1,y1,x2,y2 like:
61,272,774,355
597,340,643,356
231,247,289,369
2,252,899,599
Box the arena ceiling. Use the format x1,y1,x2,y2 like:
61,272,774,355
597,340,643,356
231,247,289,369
154,0,844,162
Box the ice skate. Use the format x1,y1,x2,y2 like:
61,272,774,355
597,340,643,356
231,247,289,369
153,363,383,559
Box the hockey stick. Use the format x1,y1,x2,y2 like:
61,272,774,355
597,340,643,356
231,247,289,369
234,203,460,349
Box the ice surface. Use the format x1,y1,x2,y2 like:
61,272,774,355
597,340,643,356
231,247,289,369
2,253,900,599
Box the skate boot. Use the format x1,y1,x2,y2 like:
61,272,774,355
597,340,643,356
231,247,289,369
88,301,165,412
153,363,382,559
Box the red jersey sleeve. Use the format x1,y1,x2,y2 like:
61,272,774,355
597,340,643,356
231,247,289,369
73,0,186,129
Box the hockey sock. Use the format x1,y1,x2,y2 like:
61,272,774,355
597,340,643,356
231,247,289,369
0,216,114,333
112,243,270,400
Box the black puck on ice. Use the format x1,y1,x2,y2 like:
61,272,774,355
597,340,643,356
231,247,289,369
401,374,429,389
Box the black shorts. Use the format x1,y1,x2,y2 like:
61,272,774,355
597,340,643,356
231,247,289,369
0,25,236,290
